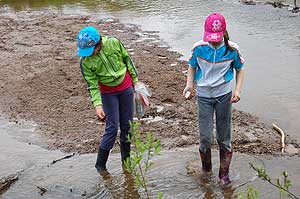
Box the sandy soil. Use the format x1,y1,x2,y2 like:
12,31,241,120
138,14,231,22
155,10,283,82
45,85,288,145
0,9,298,155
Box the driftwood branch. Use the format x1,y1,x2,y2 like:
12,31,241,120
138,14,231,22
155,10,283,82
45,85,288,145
272,123,285,153
51,153,75,165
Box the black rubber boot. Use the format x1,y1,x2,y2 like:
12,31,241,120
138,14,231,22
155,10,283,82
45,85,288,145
199,149,212,173
120,142,131,163
95,147,110,174
121,142,131,172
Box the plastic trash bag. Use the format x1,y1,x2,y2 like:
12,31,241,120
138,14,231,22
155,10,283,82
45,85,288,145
134,82,152,117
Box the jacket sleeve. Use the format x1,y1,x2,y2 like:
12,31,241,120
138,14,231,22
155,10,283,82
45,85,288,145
80,59,102,107
119,40,138,83
188,48,199,68
233,49,245,71
229,41,245,71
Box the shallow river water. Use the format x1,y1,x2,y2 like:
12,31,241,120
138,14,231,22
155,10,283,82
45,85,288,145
1,117,300,199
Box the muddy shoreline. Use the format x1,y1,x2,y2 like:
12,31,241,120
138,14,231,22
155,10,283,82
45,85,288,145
0,9,299,156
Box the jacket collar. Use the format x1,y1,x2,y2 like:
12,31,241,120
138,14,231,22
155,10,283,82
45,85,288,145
208,40,225,50
101,35,108,46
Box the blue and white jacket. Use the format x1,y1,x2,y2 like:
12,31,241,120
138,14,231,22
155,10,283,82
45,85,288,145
188,40,245,98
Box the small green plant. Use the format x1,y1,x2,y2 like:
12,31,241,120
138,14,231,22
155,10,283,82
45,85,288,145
237,185,260,199
248,162,299,199
124,121,162,199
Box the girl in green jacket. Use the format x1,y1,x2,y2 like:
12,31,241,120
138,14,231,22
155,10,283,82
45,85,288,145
77,26,138,174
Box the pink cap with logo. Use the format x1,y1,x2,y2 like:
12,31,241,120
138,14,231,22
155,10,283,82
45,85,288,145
203,12,226,42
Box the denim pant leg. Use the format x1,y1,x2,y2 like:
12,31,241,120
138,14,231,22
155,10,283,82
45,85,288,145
119,87,134,144
197,96,214,153
100,92,119,151
215,92,232,152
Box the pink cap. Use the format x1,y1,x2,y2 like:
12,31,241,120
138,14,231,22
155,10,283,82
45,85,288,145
203,12,226,42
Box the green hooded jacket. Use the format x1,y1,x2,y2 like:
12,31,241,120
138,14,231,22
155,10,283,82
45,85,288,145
80,36,138,107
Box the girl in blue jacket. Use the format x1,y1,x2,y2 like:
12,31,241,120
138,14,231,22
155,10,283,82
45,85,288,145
183,12,245,185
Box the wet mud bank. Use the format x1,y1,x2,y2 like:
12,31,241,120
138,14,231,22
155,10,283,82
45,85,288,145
0,8,299,156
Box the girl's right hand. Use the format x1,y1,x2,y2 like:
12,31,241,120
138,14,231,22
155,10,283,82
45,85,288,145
182,86,193,99
95,106,106,121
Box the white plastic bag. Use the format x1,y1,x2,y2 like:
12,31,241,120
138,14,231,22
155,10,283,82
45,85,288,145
134,82,152,117
134,82,152,106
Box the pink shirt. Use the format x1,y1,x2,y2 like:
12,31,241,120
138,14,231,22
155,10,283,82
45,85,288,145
98,71,133,94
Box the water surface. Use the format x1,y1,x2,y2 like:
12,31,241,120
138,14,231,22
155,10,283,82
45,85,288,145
1,116,300,198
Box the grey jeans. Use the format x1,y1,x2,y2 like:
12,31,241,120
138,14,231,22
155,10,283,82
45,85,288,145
197,91,232,153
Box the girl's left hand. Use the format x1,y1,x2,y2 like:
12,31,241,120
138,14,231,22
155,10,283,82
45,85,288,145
231,90,241,103
182,86,193,99
133,81,140,90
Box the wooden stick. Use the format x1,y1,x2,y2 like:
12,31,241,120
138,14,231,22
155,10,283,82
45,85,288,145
51,153,75,165
272,123,285,153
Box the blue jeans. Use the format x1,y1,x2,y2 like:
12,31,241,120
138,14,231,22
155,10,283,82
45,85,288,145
100,87,134,150
197,91,232,153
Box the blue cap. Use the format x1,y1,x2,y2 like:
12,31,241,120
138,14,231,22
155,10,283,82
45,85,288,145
77,26,101,57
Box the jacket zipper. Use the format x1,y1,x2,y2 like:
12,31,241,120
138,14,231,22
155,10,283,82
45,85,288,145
102,50,118,72
214,48,216,63
99,51,118,79
209,48,217,97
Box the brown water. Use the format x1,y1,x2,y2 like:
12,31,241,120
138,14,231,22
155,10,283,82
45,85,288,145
1,117,300,198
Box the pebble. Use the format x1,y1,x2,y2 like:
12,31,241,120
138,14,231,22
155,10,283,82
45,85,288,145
146,116,164,124
181,135,189,141
285,144,299,155
244,131,258,142
155,105,164,113
255,128,264,133
105,19,115,22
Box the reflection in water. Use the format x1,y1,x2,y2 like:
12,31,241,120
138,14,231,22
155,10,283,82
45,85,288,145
88,171,140,199
123,172,140,199
222,185,235,199
199,174,218,199
0,0,154,12
0,0,114,11
0,0,77,10
197,172,235,199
